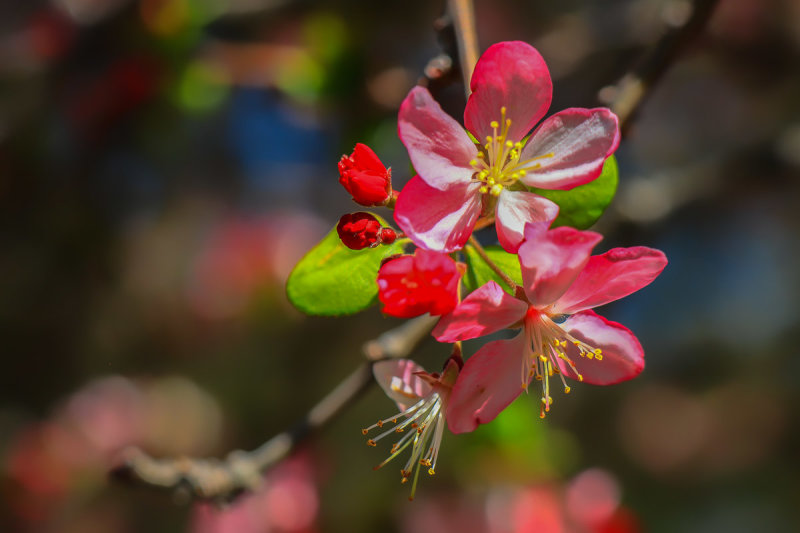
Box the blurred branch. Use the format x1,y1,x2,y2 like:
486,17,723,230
112,315,437,503
447,0,479,97
418,0,479,97
600,0,720,133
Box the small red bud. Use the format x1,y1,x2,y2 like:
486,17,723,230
378,228,397,245
337,212,382,250
338,143,392,206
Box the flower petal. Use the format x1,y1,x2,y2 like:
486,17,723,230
557,311,644,385
553,247,668,314
394,175,482,253
398,86,477,190
495,189,560,253
373,359,433,411
520,108,620,190
519,223,602,308
464,41,552,144
433,281,528,342
446,334,526,434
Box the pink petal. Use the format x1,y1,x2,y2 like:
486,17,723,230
495,189,560,253
373,359,433,411
446,334,527,434
394,175,482,253
520,108,620,190
398,86,477,190
556,311,644,385
464,41,552,144
553,247,668,314
433,281,528,342
519,223,603,308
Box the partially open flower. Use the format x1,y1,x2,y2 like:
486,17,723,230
338,143,392,206
363,357,461,500
377,248,464,318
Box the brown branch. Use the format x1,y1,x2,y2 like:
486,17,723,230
111,315,438,503
447,0,479,97
600,0,720,133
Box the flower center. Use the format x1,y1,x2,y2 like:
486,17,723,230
522,310,603,418
469,106,554,197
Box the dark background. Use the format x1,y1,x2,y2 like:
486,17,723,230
1,0,799,532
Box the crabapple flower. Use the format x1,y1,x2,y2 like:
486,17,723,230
395,41,620,253
336,212,396,250
363,357,460,500
377,248,464,318
433,222,667,432
338,143,393,206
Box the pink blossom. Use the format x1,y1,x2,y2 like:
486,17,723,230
433,222,667,433
395,41,620,253
362,357,461,500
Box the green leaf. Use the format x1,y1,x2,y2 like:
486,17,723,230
529,154,618,229
462,245,522,296
286,216,405,316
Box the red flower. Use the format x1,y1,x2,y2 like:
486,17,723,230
338,143,392,206
337,212,396,250
377,249,463,318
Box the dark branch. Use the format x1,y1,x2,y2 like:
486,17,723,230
447,0,479,97
111,315,438,503
600,0,720,133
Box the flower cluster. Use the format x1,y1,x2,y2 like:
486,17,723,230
329,40,666,498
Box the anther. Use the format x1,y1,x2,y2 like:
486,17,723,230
367,439,377,447
362,429,369,435
490,121,499,129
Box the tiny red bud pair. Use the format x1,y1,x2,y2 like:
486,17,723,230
338,143,392,206
337,212,397,250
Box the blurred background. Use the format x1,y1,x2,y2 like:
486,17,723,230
1,0,799,531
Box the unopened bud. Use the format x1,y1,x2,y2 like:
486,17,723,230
337,212,382,250
338,143,392,206
378,228,397,245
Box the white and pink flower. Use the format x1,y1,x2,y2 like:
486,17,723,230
433,222,667,432
394,41,620,253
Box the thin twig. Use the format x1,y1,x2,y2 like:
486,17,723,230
447,0,479,97
600,0,720,133
467,235,518,292
111,315,438,503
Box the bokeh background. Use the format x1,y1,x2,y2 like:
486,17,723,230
1,0,799,531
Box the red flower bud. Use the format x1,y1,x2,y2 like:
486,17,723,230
338,143,392,206
377,249,464,318
337,212,382,250
378,228,397,245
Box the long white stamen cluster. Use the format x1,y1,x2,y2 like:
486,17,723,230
362,393,446,500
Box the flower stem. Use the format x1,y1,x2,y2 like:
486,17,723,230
467,235,518,292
